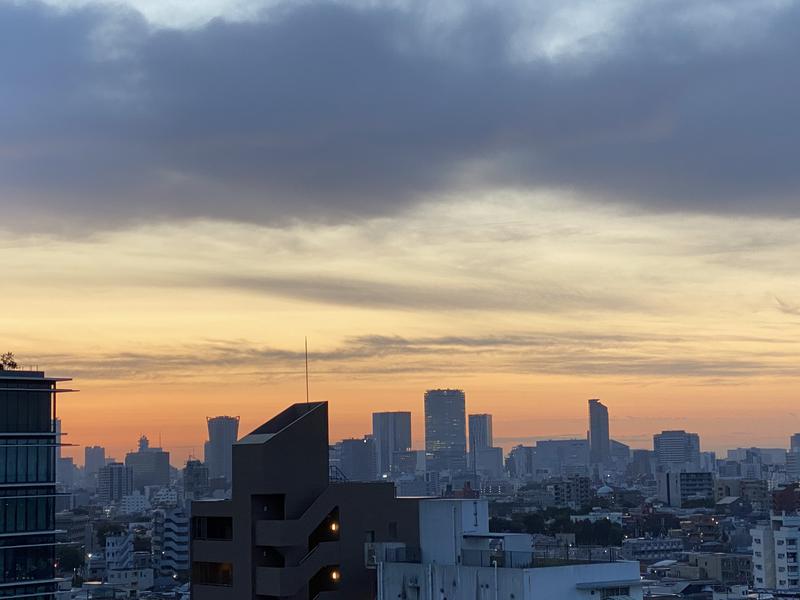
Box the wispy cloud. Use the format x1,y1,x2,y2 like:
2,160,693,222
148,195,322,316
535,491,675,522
775,296,800,316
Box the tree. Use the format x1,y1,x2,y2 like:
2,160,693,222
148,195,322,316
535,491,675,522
0,352,18,371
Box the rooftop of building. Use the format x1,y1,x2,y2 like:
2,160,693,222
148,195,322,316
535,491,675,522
0,368,71,382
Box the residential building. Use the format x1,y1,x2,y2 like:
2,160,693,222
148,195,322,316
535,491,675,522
549,476,592,509
153,507,189,577
424,389,467,472
190,401,420,599
98,462,134,504
653,430,701,472
657,471,714,508
105,532,154,593
204,416,239,484
125,435,170,490
588,399,611,466
56,510,93,555
751,513,800,590
377,497,643,599
184,458,211,501
0,369,72,599
120,490,151,515
621,537,684,563
372,411,411,476
715,478,769,511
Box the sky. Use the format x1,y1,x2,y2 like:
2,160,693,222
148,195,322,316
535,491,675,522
4,0,800,465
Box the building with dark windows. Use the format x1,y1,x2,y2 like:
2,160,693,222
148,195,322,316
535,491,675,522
371,412,411,477
424,389,467,473
97,462,134,504
125,435,170,490
190,401,420,599
0,368,73,600
204,416,239,485
588,399,611,466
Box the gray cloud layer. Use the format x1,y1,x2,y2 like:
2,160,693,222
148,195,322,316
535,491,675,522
30,331,800,382
3,1,800,230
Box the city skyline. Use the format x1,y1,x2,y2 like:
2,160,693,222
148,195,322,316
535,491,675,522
51,392,800,468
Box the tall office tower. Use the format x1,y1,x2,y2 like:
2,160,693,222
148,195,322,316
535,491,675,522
424,389,467,473
85,445,106,476
337,437,377,481
468,413,493,473
98,462,135,503
190,402,420,599
0,368,73,599
791,433,800,452
588,399,611,465
653,430,701,472
125,435,171,490
372,411,412,476
204,416,240,484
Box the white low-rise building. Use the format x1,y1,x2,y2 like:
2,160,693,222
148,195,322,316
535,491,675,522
376,498,642,599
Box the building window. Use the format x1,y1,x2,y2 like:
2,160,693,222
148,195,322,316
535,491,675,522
192,561,233,586
192,517,232,540
600,587,630,599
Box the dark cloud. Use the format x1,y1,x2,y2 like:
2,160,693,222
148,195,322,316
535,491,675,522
3,0,800,231
30,330,800,382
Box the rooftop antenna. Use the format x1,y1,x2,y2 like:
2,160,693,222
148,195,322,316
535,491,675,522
305,337,310,403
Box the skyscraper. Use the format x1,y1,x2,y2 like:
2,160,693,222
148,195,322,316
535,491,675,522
336,437,377,481
85,445,106,477
468,413,493,471
125,435,171,490
0,368,73,599
791,433,800,452
372,411,411,476
424,389,467,473
204,415,240,484
653,430,701,472
98,462,135,504
588,399,611,465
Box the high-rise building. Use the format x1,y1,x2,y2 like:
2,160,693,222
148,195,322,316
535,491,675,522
98,461,135,504
125,435,171,490
468,413,492,467
190,401,420,599
791,433,800,452
85,445,106,476
0,368,73,599
588,399,611,465
336,437,377,481
653,430,701,472
656,471,714,508
424,389,467,473
204,416,239,484
372,411,411,476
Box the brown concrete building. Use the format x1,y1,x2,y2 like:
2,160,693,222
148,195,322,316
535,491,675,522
190,401,420,599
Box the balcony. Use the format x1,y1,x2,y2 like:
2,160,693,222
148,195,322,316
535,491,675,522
255,541,339,597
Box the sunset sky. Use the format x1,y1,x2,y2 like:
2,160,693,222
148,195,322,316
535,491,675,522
4,0,800,465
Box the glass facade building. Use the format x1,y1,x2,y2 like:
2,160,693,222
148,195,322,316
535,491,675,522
424,389,467,473
0,370,72,599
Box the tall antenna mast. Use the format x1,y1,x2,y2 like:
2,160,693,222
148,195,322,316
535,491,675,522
305,336,310,404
